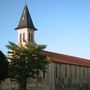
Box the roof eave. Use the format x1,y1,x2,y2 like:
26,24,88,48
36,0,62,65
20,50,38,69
15,27,37,30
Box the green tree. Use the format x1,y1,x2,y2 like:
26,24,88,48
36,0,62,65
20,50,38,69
7,42,49,90
0,51,8,83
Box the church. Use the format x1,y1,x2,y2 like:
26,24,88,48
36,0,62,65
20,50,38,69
2,4,90,90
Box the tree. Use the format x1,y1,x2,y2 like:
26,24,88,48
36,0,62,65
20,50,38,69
6,42,49,90
0,51,8,83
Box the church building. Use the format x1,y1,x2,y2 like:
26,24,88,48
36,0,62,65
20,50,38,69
2,4,90,90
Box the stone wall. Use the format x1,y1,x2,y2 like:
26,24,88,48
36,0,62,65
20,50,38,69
54,63,90,90
1,62,90,90
1,62,54,90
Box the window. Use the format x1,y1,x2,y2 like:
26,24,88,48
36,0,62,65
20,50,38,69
28,33,34,43
20,33,22,42
68,77,71,84
23,33,25,42
43,69,45,78
28,33,30,42
70,65,72,80
31,33,33,43
62,78,64,84
75,66,77,78
65,65,67,77
83,69,85,78
56,64,58,78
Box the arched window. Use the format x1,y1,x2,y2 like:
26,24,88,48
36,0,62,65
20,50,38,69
28,33,30,42
20,33,22,42
31,33,33,43
23,33,25,42
28,33,34,43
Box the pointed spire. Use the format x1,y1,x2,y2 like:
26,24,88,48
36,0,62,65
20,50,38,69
15,4,37,30
25,0,27,5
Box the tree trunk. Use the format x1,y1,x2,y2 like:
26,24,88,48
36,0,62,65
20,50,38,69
19,79,27,90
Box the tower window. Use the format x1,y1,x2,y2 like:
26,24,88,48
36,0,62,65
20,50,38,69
28,33,34,43
28,33,30,42
31,33,33,43
20,33,22,42
23,33,25,42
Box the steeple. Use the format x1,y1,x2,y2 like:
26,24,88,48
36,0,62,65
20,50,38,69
15,4,37,30
16,4,37,45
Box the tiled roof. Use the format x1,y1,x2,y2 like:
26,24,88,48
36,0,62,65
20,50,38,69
15,4,37,30
45,51,90,67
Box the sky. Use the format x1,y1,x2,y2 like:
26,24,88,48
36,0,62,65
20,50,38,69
0,0,90,59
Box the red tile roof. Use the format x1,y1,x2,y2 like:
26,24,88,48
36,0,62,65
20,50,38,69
45,51,90,67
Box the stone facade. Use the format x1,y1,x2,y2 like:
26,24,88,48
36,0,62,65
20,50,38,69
54,63,90,90
1,62,90,90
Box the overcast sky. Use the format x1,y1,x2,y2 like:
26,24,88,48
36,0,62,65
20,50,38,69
0,0,90,59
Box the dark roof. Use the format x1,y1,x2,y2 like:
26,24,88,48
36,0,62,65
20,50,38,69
45,51,90,67
15,4,37,30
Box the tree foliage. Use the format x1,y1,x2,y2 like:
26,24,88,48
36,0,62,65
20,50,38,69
6,42,49,90
0,51,8,83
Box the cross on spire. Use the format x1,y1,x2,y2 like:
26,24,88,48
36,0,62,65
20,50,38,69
25,0,27,5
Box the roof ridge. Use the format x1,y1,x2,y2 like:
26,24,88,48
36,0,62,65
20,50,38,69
45,51,90,67
45,50,90,61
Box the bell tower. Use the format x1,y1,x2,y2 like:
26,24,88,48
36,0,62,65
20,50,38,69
15,4,37,45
